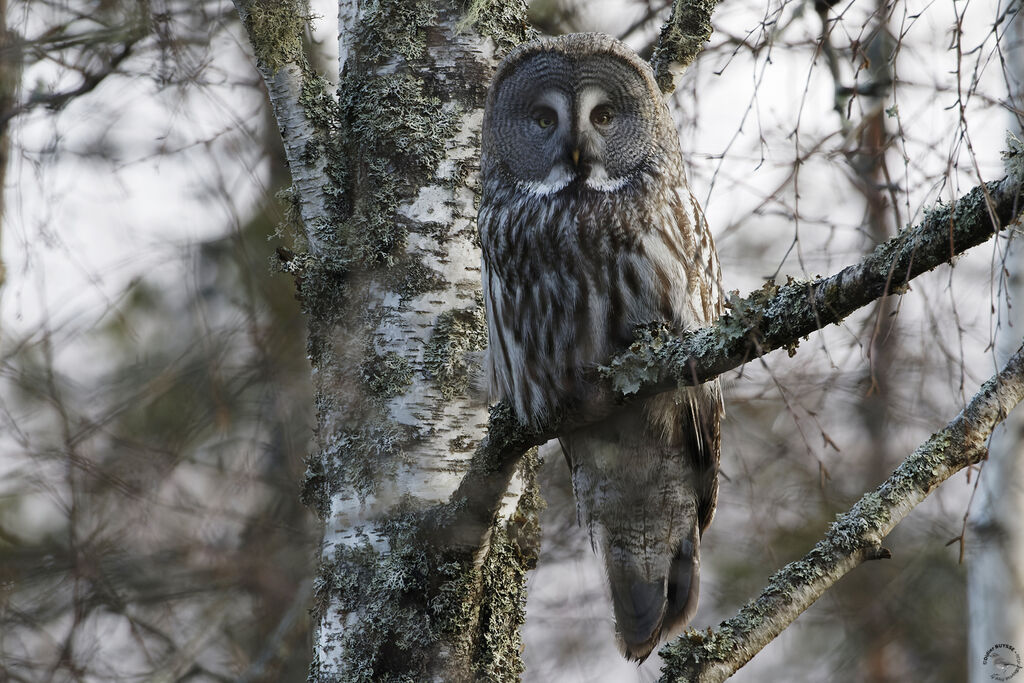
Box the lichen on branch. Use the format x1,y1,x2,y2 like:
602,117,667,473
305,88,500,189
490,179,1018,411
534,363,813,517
651,0,725,92
658,341,1024,682
237,0,310,73
600,175,1024,400
462,173,1024,539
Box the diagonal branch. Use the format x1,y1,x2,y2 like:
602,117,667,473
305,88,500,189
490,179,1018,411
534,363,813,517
658,340,1024,682
232,1,338,259
443,174,1023,557
600,175,1024,397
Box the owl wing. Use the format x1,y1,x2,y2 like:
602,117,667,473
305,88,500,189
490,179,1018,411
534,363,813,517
558,183,723,661
677,185,723,534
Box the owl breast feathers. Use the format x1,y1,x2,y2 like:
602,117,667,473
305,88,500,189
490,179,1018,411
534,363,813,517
478,33,723,661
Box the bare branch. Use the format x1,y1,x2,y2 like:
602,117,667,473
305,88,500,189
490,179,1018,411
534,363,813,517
0,30,140,129
659,340,1024,681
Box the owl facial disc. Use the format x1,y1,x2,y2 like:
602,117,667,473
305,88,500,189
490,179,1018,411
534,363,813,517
508,84,641,196
483,39,666,198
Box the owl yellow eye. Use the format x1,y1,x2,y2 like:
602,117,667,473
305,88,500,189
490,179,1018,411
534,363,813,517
533,107,557,129
591,105,613,126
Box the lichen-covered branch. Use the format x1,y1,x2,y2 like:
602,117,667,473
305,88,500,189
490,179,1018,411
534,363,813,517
602,175,1024,399
453,175,1024,552
658,341,1024,682
650,0,724,92
232,0,339,258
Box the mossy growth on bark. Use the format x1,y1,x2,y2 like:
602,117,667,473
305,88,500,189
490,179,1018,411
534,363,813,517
239,0,310,74
359,349,414,400
309,450,541,682
325,426,404,502
461,0,535,52
424,301,488,400
336,71,459,267
382,251,449,301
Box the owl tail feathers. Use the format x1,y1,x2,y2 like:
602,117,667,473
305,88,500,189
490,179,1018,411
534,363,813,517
609,526,701,663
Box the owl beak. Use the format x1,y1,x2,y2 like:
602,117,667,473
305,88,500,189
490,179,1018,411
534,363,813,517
571,148,580,167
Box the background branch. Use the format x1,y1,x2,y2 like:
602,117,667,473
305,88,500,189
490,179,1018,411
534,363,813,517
658,340,1024,682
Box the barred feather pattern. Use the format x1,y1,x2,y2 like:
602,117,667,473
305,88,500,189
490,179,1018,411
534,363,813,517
480,159,721,420
477,32,724,662
480,152,723,659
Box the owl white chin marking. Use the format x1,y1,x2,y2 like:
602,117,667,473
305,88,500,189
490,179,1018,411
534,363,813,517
516,163,631,195
584,164,631,192
516,164,572,196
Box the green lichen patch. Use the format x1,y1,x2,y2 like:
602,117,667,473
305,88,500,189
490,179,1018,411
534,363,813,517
472,524,527,682
460,0,534,53
601,323,676,395
649,0,720,92
384,253,448,301
506,448,543,572
326,511,443,681
424,304,487,399
462,454,541,681
242,0,311,73
291,259,349,351
1004,131,1024,182
337,72,460,267
447,433,477,453
322,425,403,501
353,1,439,63
659,624,737,677
316,497,534,682
301,70,343,135
360,350,414,399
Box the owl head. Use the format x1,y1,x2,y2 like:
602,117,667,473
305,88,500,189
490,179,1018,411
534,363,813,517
481,33,678,196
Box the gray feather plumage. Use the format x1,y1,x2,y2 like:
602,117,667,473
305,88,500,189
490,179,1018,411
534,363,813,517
478,32,723,662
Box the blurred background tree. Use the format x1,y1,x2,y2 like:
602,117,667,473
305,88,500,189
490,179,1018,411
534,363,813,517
0,0,1019,681
0,2,317,680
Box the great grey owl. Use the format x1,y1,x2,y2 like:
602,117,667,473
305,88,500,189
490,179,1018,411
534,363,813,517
478,33,723,662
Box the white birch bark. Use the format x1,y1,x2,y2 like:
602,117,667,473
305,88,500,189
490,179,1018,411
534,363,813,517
231,0,336,259
233,1,534,678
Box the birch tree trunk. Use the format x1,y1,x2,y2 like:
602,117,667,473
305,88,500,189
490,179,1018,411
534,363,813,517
234,1,534,680
967,2,1024,677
